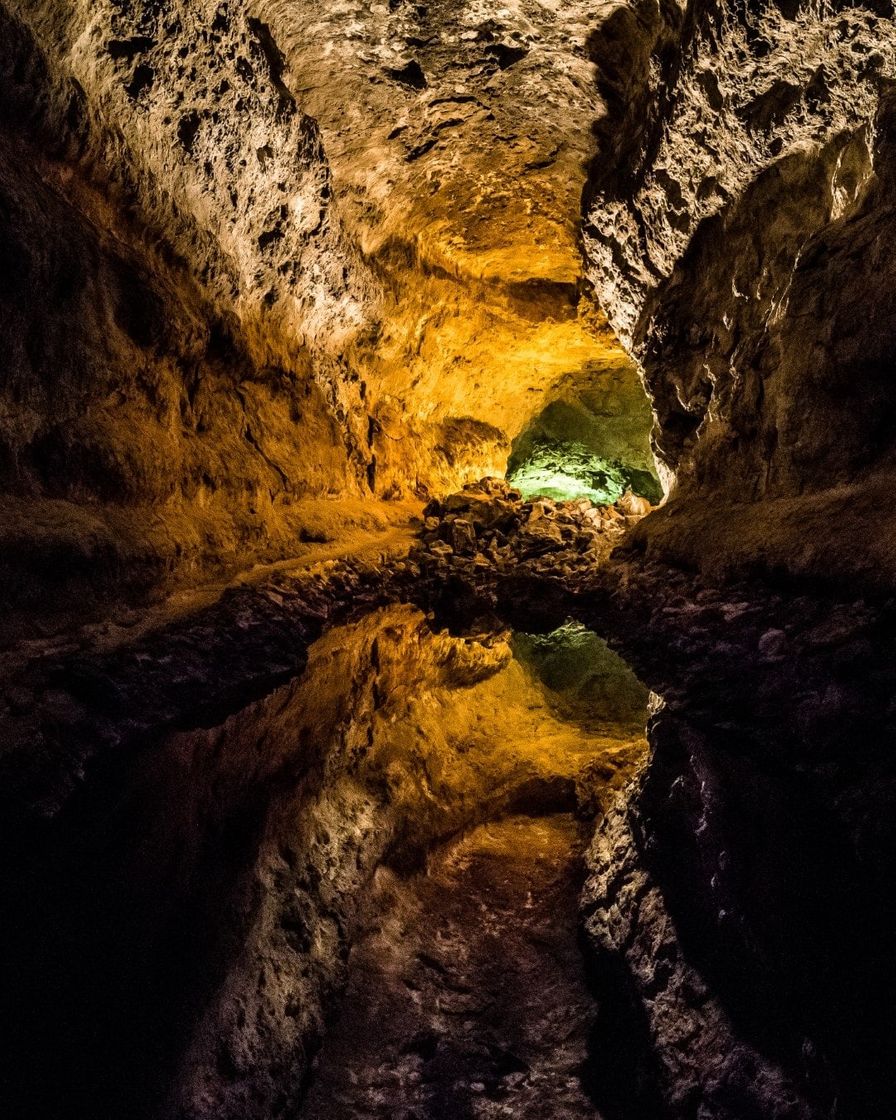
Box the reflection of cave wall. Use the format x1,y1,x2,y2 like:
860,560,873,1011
2,603,645,1120
577,579,896,1120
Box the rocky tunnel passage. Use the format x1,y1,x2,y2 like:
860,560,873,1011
295,612,649,1120
1,572,649,1120
6,499,896,1120
5,0,896,1118
0,0,652,620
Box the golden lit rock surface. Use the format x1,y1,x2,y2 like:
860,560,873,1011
283,0,641,494
8,3,896,1120
0,0,652,607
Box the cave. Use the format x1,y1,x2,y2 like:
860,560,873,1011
3,2,896,1120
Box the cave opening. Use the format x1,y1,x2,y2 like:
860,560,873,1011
506,360,663,506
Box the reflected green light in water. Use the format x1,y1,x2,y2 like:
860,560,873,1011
512,622,648,732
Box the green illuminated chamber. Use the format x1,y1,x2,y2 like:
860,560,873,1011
507,439,661,505
505,370,663,506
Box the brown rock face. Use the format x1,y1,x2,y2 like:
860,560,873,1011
301,815,600,1120
0,0,375,612
7,2,896,1120
1,591,645,1120
586,0,896,514
0,0,653,609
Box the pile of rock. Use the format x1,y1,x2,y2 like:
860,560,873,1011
414,477,651,578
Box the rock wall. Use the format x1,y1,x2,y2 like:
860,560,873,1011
585,0,896,507
264,0,639,493
1,580,645,1120
0,0,653,611
577,568,896,1120
0,0,378,613
8,4,896,1120
574,18,896,1108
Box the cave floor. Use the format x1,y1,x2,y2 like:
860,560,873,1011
300,814,601,1120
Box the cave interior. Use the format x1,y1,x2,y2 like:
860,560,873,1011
3,2,896,1119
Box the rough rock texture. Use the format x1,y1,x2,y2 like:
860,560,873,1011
418,512,896,1119
302,815,601,1120
508,360,660,502
571,12,896,1107
585,0,896,542
7,2,896,1119
0,0,652,610
0,1,383,607
267,0,642,495
584,783,818,1120
412,475,652,614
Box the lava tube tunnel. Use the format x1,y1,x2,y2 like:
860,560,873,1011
3,3,896,1120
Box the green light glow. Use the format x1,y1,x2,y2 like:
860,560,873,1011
512,622,649,732
507,440,629,504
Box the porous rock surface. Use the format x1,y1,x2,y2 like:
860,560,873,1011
0,0,647,609
586,0,896,517
0,0,377,606
413,475,651,591
420,512,896,1119
0,552,645,1119
5,2,896,1120
572,9,896,1106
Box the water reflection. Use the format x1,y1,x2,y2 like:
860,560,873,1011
298,612,650,1120
512,621,648,735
